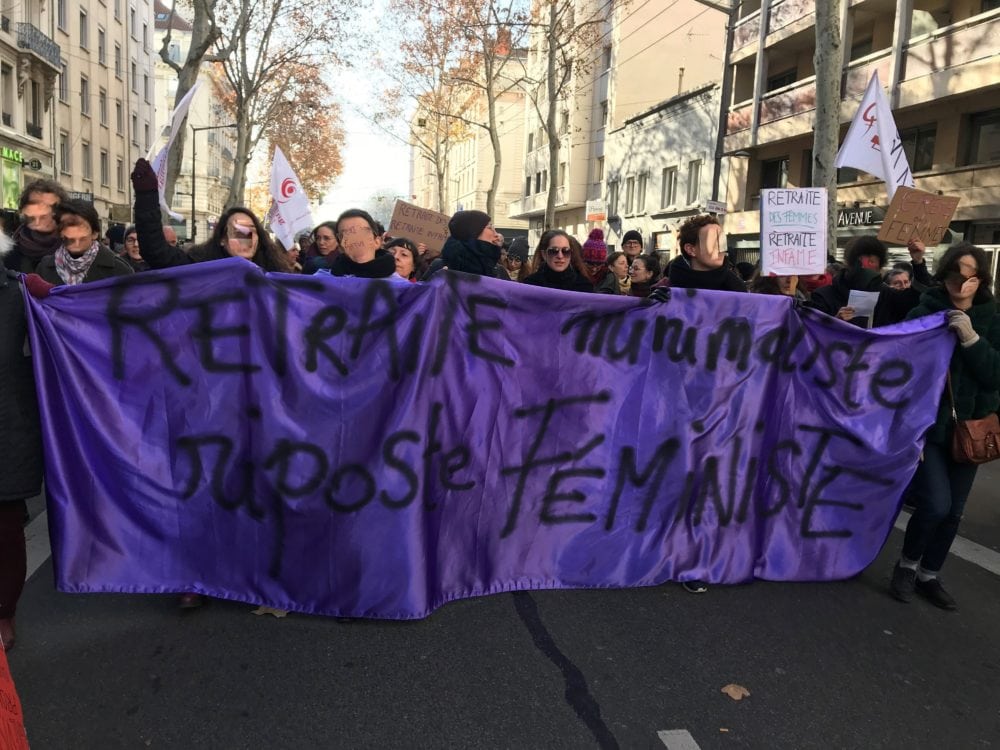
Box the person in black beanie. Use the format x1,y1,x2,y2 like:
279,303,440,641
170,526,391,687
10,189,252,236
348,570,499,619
431,209,504,277
621,229,643,264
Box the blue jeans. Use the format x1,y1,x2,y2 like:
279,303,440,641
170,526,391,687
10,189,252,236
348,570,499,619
902,440,979,572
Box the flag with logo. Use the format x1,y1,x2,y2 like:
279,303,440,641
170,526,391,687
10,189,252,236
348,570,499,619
148,82,202,221
835,71,914,200
268,146,313,251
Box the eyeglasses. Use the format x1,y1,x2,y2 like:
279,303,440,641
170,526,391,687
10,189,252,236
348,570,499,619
546,247,571,258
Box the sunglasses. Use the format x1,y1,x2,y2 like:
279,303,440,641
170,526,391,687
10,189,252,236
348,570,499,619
546,247,571,258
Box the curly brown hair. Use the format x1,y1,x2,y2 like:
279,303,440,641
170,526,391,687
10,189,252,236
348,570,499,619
677,214,721,258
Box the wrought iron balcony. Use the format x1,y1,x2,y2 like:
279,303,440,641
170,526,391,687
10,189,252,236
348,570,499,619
17,23,61,72
1,112,10,127
27,122,43,138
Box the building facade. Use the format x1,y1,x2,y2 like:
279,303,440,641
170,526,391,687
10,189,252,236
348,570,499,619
51,0,157,225
605,84,721,257
510,0,727,248
0,0,63,209
720,0,1000,276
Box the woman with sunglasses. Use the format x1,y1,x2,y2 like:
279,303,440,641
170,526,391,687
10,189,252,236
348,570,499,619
523,230,594,293
130,159,292,272
890,243,1000,610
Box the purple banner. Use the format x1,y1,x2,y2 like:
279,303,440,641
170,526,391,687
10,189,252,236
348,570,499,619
25,259,952,618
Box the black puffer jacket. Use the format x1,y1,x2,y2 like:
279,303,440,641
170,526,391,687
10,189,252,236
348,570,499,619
328,249,396,278
0,260,43,503
906,286,1000,445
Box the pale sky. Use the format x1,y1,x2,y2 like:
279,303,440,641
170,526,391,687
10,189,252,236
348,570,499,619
313,67,411,223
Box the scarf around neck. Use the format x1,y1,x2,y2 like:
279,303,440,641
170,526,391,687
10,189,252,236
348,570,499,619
55,242,100,285
14,225,62,260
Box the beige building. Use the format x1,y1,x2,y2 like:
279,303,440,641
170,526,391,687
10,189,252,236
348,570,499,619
0,0,63,208
720,0,1000,278
509,0,728,247
49,0,157,226
153,0,234,242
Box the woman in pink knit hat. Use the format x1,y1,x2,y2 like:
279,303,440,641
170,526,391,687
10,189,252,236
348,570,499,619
581,228,608,284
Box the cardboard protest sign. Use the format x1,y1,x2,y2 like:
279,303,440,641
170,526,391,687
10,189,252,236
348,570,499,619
0,650,29,750
877,186,960,246
388,201,450,253
760,188,827,276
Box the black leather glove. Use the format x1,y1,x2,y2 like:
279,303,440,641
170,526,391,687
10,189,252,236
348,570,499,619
649,286,671,304
131,158,158,193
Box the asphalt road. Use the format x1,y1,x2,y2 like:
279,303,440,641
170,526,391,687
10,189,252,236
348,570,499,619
8,476,1000,749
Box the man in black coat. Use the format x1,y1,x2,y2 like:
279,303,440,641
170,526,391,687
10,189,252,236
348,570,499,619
666,214,747,293
0,238,53,651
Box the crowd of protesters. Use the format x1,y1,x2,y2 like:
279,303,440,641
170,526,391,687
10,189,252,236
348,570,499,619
1,158,998,652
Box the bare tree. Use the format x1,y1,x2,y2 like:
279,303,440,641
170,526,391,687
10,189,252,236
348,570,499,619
217,0,350,207
526,0,613,227
813,0,842,254
157,0,246,203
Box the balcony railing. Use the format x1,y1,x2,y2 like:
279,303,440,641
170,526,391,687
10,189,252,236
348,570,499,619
733,11,760,50
842,51,892,100
1,112,10,127
759,77,816,126
17,23,61,71
26,122,42,138
767,0,814,37
1,15,10,32
903,11,1000,84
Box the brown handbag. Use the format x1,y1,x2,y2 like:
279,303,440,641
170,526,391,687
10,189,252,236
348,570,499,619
947,372,1000,464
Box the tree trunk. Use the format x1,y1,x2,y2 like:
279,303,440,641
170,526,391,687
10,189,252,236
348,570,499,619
813,0,842,257
486,90,501,218
225,106,252,208
543,2,558,229
164,61,200,207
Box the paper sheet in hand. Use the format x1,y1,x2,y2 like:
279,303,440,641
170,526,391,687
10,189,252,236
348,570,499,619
847,290,880,320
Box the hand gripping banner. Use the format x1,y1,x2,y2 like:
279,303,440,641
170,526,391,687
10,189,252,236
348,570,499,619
24,260,952,618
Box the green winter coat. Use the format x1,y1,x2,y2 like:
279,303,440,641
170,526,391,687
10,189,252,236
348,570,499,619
906,286,1000,444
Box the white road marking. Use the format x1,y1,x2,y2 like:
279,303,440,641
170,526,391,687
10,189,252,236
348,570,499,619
24,510,51,580
894,510,1000,578
658,729,702,750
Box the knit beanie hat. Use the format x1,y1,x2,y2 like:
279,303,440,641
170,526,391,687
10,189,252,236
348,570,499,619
622,229,643,247
582,228,608,264
448,210,492,242
507,236,529,262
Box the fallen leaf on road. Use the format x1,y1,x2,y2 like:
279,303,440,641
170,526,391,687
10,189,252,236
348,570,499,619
721,683,750,701
251,606,288,618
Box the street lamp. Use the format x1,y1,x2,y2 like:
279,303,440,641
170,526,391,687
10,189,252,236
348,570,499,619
190,123,238,242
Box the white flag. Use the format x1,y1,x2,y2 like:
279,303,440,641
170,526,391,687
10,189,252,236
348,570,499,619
835,71,914,200
149,82,203,222
268,146,313,251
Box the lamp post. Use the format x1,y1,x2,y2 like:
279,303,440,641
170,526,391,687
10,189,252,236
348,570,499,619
190,123,238,242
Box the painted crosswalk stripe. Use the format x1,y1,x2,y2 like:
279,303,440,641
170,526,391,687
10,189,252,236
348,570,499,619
894,510,1000,577
657,729,702,749
24,510,51,580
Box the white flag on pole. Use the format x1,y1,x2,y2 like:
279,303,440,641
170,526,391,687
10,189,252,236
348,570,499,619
268,146,313,251
835,71,914,200
148,82,203,221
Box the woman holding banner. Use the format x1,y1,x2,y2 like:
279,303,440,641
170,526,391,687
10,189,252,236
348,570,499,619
130,159,291,272
890,243,1000,610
